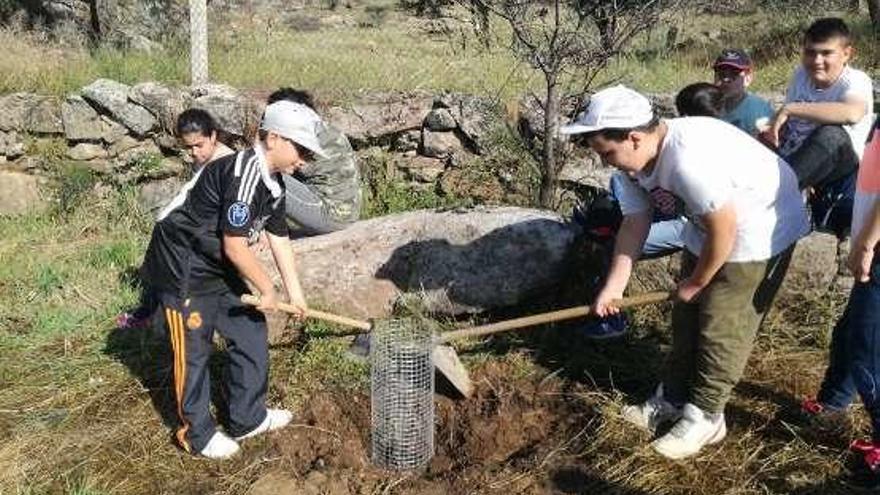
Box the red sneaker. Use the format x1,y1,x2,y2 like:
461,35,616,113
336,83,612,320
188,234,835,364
801,397,826,416
849,442,880,488
851,438,876,454
798,397,851,436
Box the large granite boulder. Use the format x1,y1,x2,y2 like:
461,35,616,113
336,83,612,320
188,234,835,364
779,232,841,299
256,207,579,319
628,231,844,302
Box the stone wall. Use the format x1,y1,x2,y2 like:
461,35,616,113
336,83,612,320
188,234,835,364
0,80,503,216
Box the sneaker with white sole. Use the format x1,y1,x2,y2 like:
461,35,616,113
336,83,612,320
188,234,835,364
234,408,293,441
199,431,240,459
621,384,682,433
651,403,727,459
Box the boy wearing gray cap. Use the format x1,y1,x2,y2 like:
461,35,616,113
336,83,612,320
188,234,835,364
563,85,808,459
140,100,317,459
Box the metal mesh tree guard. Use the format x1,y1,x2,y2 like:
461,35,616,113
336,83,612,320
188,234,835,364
370,318,435,471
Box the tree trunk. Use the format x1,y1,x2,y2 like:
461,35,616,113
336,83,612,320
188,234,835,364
870,0,880,32
850,0,862,12
539,79,559,208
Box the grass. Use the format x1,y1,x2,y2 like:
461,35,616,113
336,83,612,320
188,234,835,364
0,181,374,493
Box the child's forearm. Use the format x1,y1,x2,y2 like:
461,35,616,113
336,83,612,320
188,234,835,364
267,232,306,306
779,100,867,126
223,234,276,296
688,205,737,287
854,201,880,254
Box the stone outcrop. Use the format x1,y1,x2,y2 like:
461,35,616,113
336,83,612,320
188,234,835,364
256,207,579,319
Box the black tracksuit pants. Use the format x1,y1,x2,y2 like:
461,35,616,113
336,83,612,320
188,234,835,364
158,290,269,453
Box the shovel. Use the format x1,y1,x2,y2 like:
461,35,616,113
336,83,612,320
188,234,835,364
239,293,471,394
241,291,671,398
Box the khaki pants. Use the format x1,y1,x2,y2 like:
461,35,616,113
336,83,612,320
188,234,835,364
662,246,794,413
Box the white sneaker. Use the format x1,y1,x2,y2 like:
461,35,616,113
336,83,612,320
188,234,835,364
651,403,727,460
199,431,240,459
621,384,682,433
234,408,293,441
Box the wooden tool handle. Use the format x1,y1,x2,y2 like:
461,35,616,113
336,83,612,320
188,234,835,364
240,294,372,331
438,291,671,343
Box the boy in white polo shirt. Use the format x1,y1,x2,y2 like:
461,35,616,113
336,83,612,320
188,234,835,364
563,85,809,459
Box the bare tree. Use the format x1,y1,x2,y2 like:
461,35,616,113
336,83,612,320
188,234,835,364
458,0,675,208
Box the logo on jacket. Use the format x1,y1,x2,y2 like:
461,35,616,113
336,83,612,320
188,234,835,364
228,201,250,228
186,311,203,330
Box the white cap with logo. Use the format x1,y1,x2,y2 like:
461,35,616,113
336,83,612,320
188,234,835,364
559,85,654,135
260,100,329,158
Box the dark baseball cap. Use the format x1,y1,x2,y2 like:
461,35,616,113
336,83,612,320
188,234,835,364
713,48,752,70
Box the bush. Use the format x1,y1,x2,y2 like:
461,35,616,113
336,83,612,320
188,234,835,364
360,149,460,217
51,162,97,219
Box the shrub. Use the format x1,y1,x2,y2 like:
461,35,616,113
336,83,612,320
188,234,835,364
51,162,96,219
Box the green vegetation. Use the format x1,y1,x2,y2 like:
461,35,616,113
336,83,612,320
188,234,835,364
50,162,97,219
360,148,464,217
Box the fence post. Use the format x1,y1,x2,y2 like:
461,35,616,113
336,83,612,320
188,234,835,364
190,0,209,86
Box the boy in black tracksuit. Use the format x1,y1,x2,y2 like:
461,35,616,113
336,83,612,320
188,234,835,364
142,101,325,459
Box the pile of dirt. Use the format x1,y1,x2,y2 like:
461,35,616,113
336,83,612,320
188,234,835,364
251,360,589,494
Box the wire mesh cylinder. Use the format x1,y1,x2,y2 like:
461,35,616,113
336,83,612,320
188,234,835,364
370,319,435,471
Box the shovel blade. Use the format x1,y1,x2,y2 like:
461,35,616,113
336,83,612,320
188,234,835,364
432,345,473,398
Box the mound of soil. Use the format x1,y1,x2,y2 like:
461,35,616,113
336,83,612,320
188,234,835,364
250,360,592,494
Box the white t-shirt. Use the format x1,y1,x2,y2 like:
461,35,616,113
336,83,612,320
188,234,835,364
616,118,809,262
780,65,874,159
157,142,234,221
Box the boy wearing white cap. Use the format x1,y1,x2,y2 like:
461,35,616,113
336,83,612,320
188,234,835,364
563,85,809,458
140,100,316,459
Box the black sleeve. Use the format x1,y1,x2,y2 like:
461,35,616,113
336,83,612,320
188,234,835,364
265,195,288,237
220,155,261,237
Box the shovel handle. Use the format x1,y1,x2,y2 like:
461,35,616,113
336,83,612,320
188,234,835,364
240,294,372,331
438,291,671,343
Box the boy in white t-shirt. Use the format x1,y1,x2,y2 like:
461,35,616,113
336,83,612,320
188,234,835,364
762,17,874,237
562,85,809,459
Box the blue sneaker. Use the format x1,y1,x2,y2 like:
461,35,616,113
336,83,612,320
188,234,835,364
579,313,627,339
